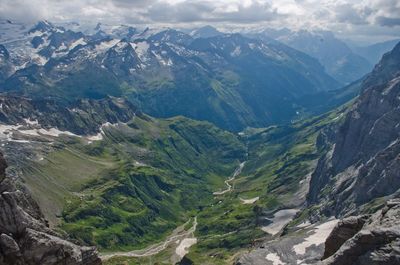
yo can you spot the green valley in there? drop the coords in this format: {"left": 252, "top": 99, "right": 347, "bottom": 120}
{"left": 96, "top": 104, "right": 347, "bottom": 264}
{"left": 18, "top": 114, "right": 245, "bottom": 253}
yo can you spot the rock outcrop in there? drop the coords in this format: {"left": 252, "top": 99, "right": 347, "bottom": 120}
{"left": 322, "top": 199, "right": 400, "bottom": 265}
{"left": 308, "top": 41, "right": 400, "bottom": 216}
{"left": 0, "top": 95, "right": 140, "bottom": 135}
{"left": 0, "top": 152, "right": 101, "bottom": 265}
{"left": 0, "top": 45, "right": 14, "bottom": 83}
{"left": 322, "top": 215, "right": 368, "bottom": 259}
{"left": 305, "top": 41, "right": 400, "bottom": 264}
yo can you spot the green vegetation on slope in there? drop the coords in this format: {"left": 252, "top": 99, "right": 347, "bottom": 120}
{"left": 23, "top": 115, "right": 245, "bottom": 251}
{"left": 184, "top": 107, "right": 348, "bottom": 265}
{"left": 17, "top": 101, "right": 349, "bottom": 264}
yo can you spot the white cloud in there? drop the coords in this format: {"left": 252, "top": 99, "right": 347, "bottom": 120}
{"left": 0, "top": 0, "right": 399, "bottom": 42}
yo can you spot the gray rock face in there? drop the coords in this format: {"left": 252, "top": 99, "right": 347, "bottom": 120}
{"left": 237, "top": 218, "right": 340, "bottom": 265}
{"left": 308, "top": 41, "right": 400, "bottom": 216}
{"left": 322, "top": 199, "right": 400, "bottom": 265}
{"left": 0, "top": 45, "right": 14, "bottom": 82}
{"left": 0, "top": 95, "right": 139, "bottom": 135}
{"left": 0, "top": 152, "right": 101, "bottom": 265}
{"left": 236, "top": 43, "right": 400, "bottom": 265}
{"left": 323, "top": 215, "right": 368, "bottom": 259}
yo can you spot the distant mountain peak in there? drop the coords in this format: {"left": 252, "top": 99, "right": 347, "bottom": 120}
{"left": 28, "top": 20, "right": 57, "bottom": 34}
{"left": 190, "top": 25, "right": 223, "bottom": 39}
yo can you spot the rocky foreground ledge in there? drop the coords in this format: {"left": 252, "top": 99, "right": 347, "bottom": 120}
{"left": 321, "top": 199, "right": 400, "bottom": 265}
{"left": 237, "top": 199, "right": 400, "bottom": 265}
{"left": 0, "top": 152, "right": 101, "bottom": 265}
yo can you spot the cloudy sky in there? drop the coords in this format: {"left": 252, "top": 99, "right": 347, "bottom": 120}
{"left": 1, "top": 0, "right": 399, "bottom": 43}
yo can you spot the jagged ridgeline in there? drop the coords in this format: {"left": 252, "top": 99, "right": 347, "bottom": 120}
{"left": 0, "top": 20, "right": 357, "bottom": 132}
{"left": 308, "top": 41, "right": 400, "bottom": 217}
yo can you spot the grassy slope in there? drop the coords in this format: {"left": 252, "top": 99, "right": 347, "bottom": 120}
{"left": 21, "top": 115, "right": 245, "bottom": 251}
{"left": 19, "top": 103, "right": 349, "bottom": 264}
{"left": 183, "top": 107, "right": 348, "bottom": 265}
{"left": 109, "top": 107, "right": 347, "bottom": 265}
{"left": 21, "top": 140, "right": 117, "bottom": 225}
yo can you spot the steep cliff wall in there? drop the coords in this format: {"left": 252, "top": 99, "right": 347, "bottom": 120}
{"left": 0, "top": 152, "right": 101, "bottom": 265}
{"left": 308, "top": 42, "right": 400, "bottom": 216}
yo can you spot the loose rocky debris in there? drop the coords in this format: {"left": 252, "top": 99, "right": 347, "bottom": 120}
{"left": 0, "top": 152, "right": 101, "bottom": 265}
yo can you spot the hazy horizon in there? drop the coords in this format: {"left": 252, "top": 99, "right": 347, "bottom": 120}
{"left": 1, "top": 0, "right": 400, "bottom": 45}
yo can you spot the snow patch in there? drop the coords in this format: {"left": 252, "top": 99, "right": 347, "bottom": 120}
{"left": 24, "top": 118, "right": 39, "bottom": 125}
{"left": 70, "top": 38, "right": 87, "bottom": 50}
{"left": 58, "top": 42, "right": 67, "bottom": 51}
{"left": 87, "top": 132, "right": 103, "bottom": 141}
{"left": 86, "top": 122, "right": 118, "bottom": 142}
{"left": 240, "top": 197, "right": 259, "bottom": 204}
{"left": 175, "top": 238, "right": 197, "bottom": 258}
{"left": 134, "top": 41, "right": 149, "bottom": 61}
{"left": 38, "top": 128, "right": 77, "bottom": 137}
{"left": 292, "top": 219, "right": 338, "bottom": 255}
{"left": 265, "top": 253, "right": 285, "bottom": 265}
{"left": 0, "top": 121, "right": 79, "bottom": 142}
{"left": 95, "top": 39, "right": 120, "bottom": 53}
{"left": 249, "top": 43, "right": 256, "bottom": 50}
{"left": 261, "top": 209, "right": 299, "bottom": 236}
{"left": 230, "top": 46, "right": 241, "bottom": 57}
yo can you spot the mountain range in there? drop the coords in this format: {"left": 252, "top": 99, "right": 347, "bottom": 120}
{"left": 0, "top": 20, "right": 362, "bottom": 132}
{"left": 0, "top": 19, "right": 400, "bottom": 265}
{"left": 249, "top": 29, "right": 374, "bottom": 84}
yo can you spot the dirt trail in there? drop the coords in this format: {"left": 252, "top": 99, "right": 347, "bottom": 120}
{"left": 101, "top": 217, "right": 197, "bottom": 260}
{"left": 213, "top": 162, "right": 245, "bottom": 195}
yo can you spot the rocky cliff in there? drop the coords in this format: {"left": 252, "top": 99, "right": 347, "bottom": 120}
{"left": 308, "top": 41, "right": 400, "bottom": 217}
{"left": 0, "top": 45, "right": 14, "bottom": 83}
{"left": 321, "top": 199, "right": 400, "bottom": 265}
{"left": 0, "top": 152, "right": 101, "bottom": 265}
{"left": 0, "top": 95, "right": 139, "bottom": 135}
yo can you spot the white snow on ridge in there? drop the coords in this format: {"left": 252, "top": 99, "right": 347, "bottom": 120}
{"left": 38, "top": 128, "right": 77, "bottom": 137}
{"left": 87, "top": 131, "right": 103, "bottom": 141}
{"left": 86, "top": 122, "right": 121, "bottom": 142}
{"left": 231, "top": 46, "right": 241, "bottom": 57}
{"left": 153, "top": 51, "right": 173, "bottom": 66}
{"left": 134, "top": 41, "right": 150, "bottom": 61}
{"left": 95, "top": 39, "right": 120, "bottom": 53}
{"left": 0, "top": 121, "right": 79, "bottom": 143}
{"left": 0, "top": 120, "right": 125, "bottom": 144}
{"left": 248, "top": 43, "right": 256, "bottom": 50}
{"left": 0, "top": 120, "right": 131, "bottom": 144}
{"left": 0, "top": 124, "right": 23, "bottom": 141}
{"left": 32, "top": 54, "right": 49, "bottom": 65}
{"left": 70, "top": 38, "right": 87, "bottom": 50}
{"left": 114, "top": 41, "right": 131, "bottom": 52}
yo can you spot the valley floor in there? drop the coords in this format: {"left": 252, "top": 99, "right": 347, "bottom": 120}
{"left": 0, "top": 99, "right": 347, "bottom": 265}
{"left": 102, "top": 217, "right": 197, "bottom": 264}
